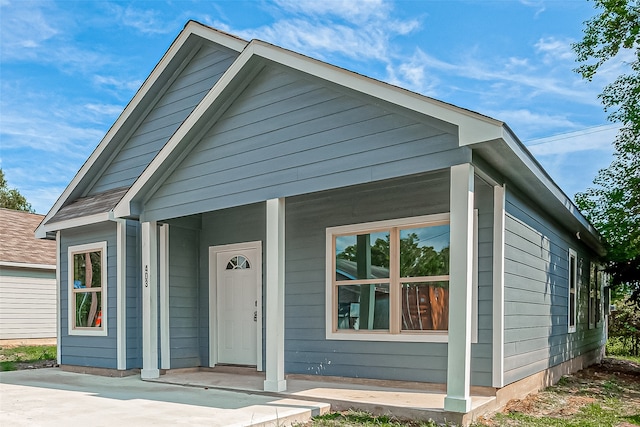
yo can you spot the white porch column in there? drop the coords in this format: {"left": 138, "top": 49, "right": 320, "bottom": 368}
{"left": 159, "top": 224, "right": 171, "bottom": 370}
{"left": 116, "top": 220, "right": 127, "bottom": 370}
{"left": 141, "top": 221, "right": 159, "bottom": 379}
{"left": 492, "top": 185, "right": 506, "bottom": 388}
{"left": 56, "top": 231, "right": 61, "bottom": 365}
{"left": 444, "top": 163, "right": 475, "bottom": 413}
{"left": 264, "top": 198, "right": 286, "bottom": 392}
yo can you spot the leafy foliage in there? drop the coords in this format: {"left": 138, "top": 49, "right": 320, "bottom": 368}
{"left": 337, "top": 233, "right": 449, "bottom": 278}
{"left": 607, "top": 299, "right": 640, "bottom": 356}
{"left": 573, "top": 0, "right": 640, "bottom": 301}
{"left": 0, "top": 169, "right": 34, "bottom": 212}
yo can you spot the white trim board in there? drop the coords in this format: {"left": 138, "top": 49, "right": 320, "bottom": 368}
{"left": 67, "top": 241, "right": 109, "bottom": 337}
{"left": 0, "top": 261, "right": 56, "bottom": 271}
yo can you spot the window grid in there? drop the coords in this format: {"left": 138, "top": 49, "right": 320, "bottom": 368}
{"left": 332, "top": 220, "right": 450, "bottom": 336}
{"left": 568, "top": 249, "right": 577, "bottom": 333}
{"left": 67, "top": 241, "right": 108, "bottom": 336}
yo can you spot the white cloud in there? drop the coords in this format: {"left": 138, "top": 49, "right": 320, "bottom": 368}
{"left": 104, "top": 3, "right": 175, "bottom": 35}
{"left": 228, "top": 0, "right": 418, "bottom": 66}
{"left": 0, "top": 111, "right": 104, "bottom": 158}
{"left": 525, "top": 124, "right": 620, "bottom": 156}
{"left": 386, "top": 48, "right": 440, "bottom": 95}
{"left": 84, "top": 103, "right": 125, "bottom": 120}
{"left": 0, "top": 1, "right": 59, "bottom": 59}
{"left": 242, "top": 19, "right": 388, "bottom": 61}
{"left": 272, "top": 0, "right": 392, "bottom": 24}
{"left": 535, "top": 37, "right": 575, "bottom": 63}
{"left": 519, "top": 0, "right": 546, "bottom": 17}
{"left": 484, "top": 108, "right": 581, "bottom": 139}
{"left": 93, "top": 75, "right": 143, "bottom": 93}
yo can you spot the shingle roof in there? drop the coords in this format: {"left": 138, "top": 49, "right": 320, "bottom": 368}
{"left": 0, "top": 208, "right": 56, "bottom": 266}
{"left": 48, "top": 186, "right": 129, "bottom": 224}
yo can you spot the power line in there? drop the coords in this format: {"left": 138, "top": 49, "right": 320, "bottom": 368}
{"left": 525, "top": 124, "right": 620, "bottom": 147}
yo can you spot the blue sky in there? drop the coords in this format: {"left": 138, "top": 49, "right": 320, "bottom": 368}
{"left": 0, "top": 0, "right": 624, "bottom": 214}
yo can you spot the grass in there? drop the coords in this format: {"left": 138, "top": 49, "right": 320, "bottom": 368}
{"left": 308, "top": 410, "right": 441, "bottom": 426}
{"left": 303, "top": 356, "right": 640, "bottom": 427}
{"left": 0, "top": 345, "right": 57, "bottom": 371}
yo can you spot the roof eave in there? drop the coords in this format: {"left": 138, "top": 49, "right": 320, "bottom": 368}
{"left": 471, "top": 126, "right": 605, "bottom": 256}
{"left": 35, "top": 22, "right": 248, "bottom": 239}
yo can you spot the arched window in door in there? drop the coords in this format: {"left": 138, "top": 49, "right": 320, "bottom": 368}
{"left": 226, "top": 255, "right": 251, "bottom": 270}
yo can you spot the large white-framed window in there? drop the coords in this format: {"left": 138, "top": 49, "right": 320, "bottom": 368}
{"left": 568, "top": 249, "right": 578, "bottom": 333}
{"left": 326, "top": 213, "right": 455, "bottom": 343}
{"left": 68, "top": 242, "right": 108, "bottom": 336}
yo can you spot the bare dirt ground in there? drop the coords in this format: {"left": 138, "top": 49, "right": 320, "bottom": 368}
{"left": 476, "top": 357, "right": 640, "bottom": 426}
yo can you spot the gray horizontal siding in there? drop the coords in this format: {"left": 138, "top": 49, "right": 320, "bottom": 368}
{"left": 125, "top": 220, "right": 141, "bottom": 369}
{"left": 503, "top": 190, "right": 605, "bottom": 385}
{"left": 284, "top": 171, "right": 490, "bottom": 386}
{"left": 60, "top": 223, "right": 117, "bottom": 369}
{"left": 472, "top": 177, "right": 494, "bottom": 385}
{"left": 198, "top": 203, "right": 266, "bottom": 366}
{"left": 90, "top": 43, "right": 239, "bottom": 195}
{"left": 144, "top": 65, "right": 467, "bottom": 222}
{"left": 168, "top": 224, "right": 200, "bottom": 368}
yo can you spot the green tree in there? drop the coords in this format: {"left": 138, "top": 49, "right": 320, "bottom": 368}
{"left": 0, "top": 169, "right": 34, "bottom": 213}
{"left": 573, "top": 0, "right": 640, "bottom": 302}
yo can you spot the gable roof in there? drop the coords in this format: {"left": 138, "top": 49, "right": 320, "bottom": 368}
{"left": 1, "top": 209, "right": 56, "bottom": 268}
{"left": 37, "top": 21, "right": 604, "bottom": 255}
{"left": 35, "top": 21, "right": 248, "bottom": 239}
{"left": 112, "top": 37, "right": 505, "bottom": 220}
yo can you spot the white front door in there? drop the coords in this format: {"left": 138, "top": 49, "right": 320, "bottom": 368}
{"left": 210, "top": 242, "right": 262, "bottom": 368}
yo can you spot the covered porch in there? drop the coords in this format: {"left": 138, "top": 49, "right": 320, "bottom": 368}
{"left": 133, "top": 164, "right": 504, "bottom": 415}
{"left": 149, "top": 366, "right": 499, "bottom": 426}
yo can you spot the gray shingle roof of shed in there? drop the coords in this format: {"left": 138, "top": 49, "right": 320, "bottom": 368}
{"left": 0, "top": 208, "right": 56, "bottom": 266}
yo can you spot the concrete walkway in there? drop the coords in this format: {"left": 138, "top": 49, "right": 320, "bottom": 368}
{"left": 151, "top": 367, "right": 497, "bottom": 425}
{"left": 0, "top": 369, "right": 329, "bottom": 426}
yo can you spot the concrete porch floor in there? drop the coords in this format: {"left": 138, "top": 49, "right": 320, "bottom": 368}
{"left": 149, "top": 367, "right": 499, "bottom": 426}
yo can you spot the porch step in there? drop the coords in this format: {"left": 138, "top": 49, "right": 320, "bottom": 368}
{"left": 241, "top": 399, "right": 330, "bottom": 427}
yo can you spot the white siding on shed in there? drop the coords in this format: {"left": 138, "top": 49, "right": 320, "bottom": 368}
{"left": 0, "top": 269, "right": 57, "bottom": 339}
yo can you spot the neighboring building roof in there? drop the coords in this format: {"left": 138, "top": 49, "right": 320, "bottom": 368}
{"left": 0, "top": 208, "right": 56, "bottom": 267}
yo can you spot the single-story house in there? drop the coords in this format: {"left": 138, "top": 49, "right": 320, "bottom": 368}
{"left": 1, "top": 208, "right": 57, "bottom": 341}
{"left": 36, "top": 21, "right": 607, "bottom": 414}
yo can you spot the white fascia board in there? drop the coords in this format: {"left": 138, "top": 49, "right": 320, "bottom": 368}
{"left": 0, "top": 261, "right": 56, "bottom": 271}
{"left": 499, "top": 127, "right": 600, "bottom": 239}
{"left": 114, "top": 44, "right": 257, "bottom": 219}
{"left": 186, "top": 21, "right": 247, "bottom": 52}
{"left": 250, "top": 42, "right": 504, "bottom": 145}
{"left": 38, "top": 212, "right": 113, "bottom": 237}
{"left": 36, "top": 23, "right": 248, "bottom": 237}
